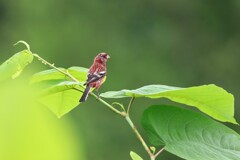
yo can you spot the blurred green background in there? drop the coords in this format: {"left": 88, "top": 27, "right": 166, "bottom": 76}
{"left": 0, "top": 0, "right": 240, "bottom": 160}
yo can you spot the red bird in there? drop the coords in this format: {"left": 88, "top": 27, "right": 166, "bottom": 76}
{"left": 79, "top": 53, "right": 110, "bottom": 102}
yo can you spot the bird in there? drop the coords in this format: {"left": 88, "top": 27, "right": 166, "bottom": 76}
{"left": 79, "top": 53, "right": 110, "bottom": 102}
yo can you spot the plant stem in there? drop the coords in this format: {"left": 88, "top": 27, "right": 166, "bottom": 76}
{"left": 151, "top": 156, "right": 155, "bottom": 160}
{"left": 90, "top": 92, "right": 126, "bottom": 116}
{"left": 125, "top": 115, "right": 154, "bottom": 158}
{"left": 127, "top": 97, "right": 135, "bottom": 115}
{"left": 125, "top": 97, "right": 155, "bottom": 158}
{"left": 34, "top": 53, "right": 161, "bottom": 160}
{"left": 154, "top": 148, "right": 165, "bottom": 159}
{"left": 33, "top": 54, "right": 79, "bottom": 83}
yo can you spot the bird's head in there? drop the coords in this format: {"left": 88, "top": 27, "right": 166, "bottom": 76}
{"left": 95, "top": 52, "right": 110, "bottom": 63}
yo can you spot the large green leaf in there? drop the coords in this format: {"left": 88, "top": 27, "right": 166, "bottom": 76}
{"left": 141, "top": 105, "right": 240, "bottom": 160}
{"left": 0, "top": 50, "right": 33, "bottom": 82}
{"left": 100, "top": 84, "right": 237, "bottom": 124}
{"left": 31, "top": 66, "right": 89, "bottom": 117}
{"left": 37, "top": 80, "right": 84, "bottom": 118}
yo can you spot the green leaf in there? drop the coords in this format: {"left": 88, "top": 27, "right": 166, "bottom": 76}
{"left": 101, "top": 85, "right": 181, "bottom": 98}
{"left": 68, "top": 66, "right": 89, "bottom": 82}
{"left": 38, "top": 88, "right": 81, "bottom": 118}
{"left": 0, "top": 50, "right": 33, "bottom": 82}
{"left": 100, "top": 84, "right": 237, "bottom": 124}
{"left": 39, "top": 81, "right": 80, "bottom": 97}
{"left": 30, "top": 68, "right": 67, "bottom": 84}
{"left": 30, "top": 67, "right": 90, "bottom": 117}
{"left": 130, "top": 151, "right": 143, "bottom": 160}
{"left": 141, "top": 105, "right": 240, "bottom": 160}
{"left": 30, "top": 66, "right": 89, "bottom": 85}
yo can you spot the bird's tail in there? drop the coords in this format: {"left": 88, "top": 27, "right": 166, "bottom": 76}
{"left": 79, "top": 85, "right": 91, "bottom": 102}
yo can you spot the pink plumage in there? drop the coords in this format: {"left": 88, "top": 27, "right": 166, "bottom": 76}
{"left": 79, "top": 53, "right": 110, "bottom": 102}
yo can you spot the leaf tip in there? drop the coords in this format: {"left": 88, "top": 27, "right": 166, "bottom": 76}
{"left": 57, "top": 114, "right": 63, "bottom": 119}
{"left": 229, "top": 118, "right": 239, "bottom": 125}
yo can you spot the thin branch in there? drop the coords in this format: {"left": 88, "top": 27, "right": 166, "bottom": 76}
{"left": 90, "top": 92, "right": 126, "bottom": 117}
{"left": 33, "top": 53, "right": 80, "bottom": 83}
{"left": 125, "top": 115, "right": 154, "bottom": 158}
{"left": 127, "top": 97, "right": 135, "bottom": 115}
{"left": 154, "top": 147, "right": 165, "bottom": 159}
{"left": 125, "top": 98, "right": 155, "bottom": 158}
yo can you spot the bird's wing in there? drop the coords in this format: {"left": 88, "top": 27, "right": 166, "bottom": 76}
{"left": 84, "top": 71, "right": 106, "bottom": 85}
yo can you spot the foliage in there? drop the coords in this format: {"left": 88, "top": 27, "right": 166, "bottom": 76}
{"left": 101, "top": 84, "right": 236, "bottom": 124}
{"left": 30, "top": 67, "right": 88, "bottom": 117}
{"left": 0, "top": 49, "right": 33, "bottom": 82}
{"left": 142, "top": 105, "right": 240, "bottom": 160}
{"left": 0, "top": 41, "right": 239, "bottom": 160}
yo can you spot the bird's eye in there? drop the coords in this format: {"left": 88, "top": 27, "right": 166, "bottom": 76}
{"left": 100, "top": 55, "right": 106, "bottom": 59}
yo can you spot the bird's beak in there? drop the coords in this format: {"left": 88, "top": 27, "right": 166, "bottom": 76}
{"left": 107, "top": 55, "right": 110, "bottom": 59}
